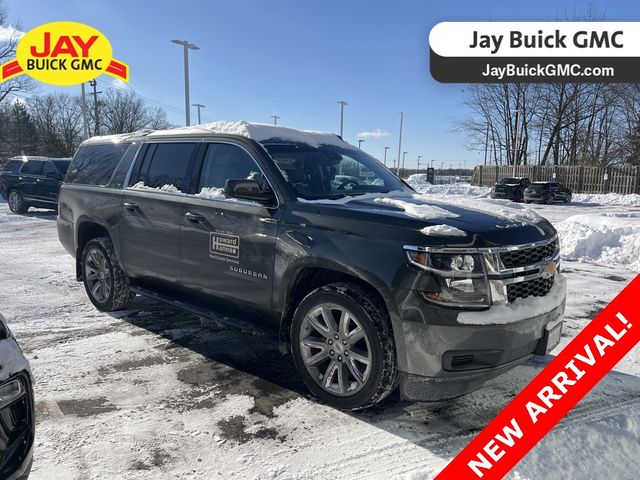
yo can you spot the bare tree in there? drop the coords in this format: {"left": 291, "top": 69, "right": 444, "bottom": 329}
{"left": 0, "top": 1, "right": 34, "bottom": 104}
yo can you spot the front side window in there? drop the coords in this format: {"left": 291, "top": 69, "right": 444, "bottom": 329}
{"left": 136, "top": 143, "right": 196, "bottom": 192}
{"left": 197, "top": 143, "right": 263, "bottom": 193}
{"left": 263, "top": 143, "right": 404, "bottom": 200}
{"left": 43, "top": 162, "right": 59, "bottom": 178}
{"left": 3, "top": 160, "right": 23, "bottom": 173}
{"left": 21, "top": 160, "right": 43, "bottom": 176}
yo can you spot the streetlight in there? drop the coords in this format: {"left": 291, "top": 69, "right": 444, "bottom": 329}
{"left": 383, "top": 146, "right": 390, "bottom": 166}
{"left": 402, "top": 151, "right": 408, "bottom": 177}
{"left": 358, "top": 139, "right": 365, "bottom": 149}
{"left": 192, "top": 103, "right": 205, "bottom": 124}
{"left": 271, "top": 115, "right": 280, "bottom": 125}
{"left": 171, "top": 39, "right": 200, "bottom": 126}
{"left": 417, "top": 155, "right": 422, "bottom": 174}
{"left": 512, "top": 109, "right": 521, "bottom": 176}
{"left": 337, "top": 100, "right": 347, "bottom": 138}
{"left": 396, "top": 112, "right": 404, "bottom": 176}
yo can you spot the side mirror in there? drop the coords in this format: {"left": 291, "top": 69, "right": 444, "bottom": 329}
{"left": 224, "top": 179, "right": 276, "bottom": 206}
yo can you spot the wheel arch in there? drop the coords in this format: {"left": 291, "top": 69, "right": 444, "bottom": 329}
{"left": 74, "top": 218, "right": 114, "bottom": 281}
{"left": 278, "top": 262, "right": 394, "bottom": 346}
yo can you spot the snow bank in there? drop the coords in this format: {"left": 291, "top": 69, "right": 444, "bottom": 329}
{"left": 556, "top": 212, "right": 640, "bottom": 271}
{"left": 421, "top": 224, "right": 467, "bottom": 237}
{"left": 572, "top": 192, "right": 640, "bottom": 206}
{"left": 148, "top": 120, "right": 347, "bottom": 148}
{"left": 457, "top": 274, "right": 566, "bottom": 325}
{"left": 408, "top": 179, "right": 492, "bottom": 198}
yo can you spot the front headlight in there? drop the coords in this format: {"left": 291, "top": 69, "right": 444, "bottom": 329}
{"left": 0, "top": 378, "right": 25, "bottom": 410}
{"left": 405, "top": 248, "right": 491, "bottom": 308}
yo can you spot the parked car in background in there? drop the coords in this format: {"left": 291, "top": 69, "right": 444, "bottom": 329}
{"left": 490, "top": 177, "right": 530, "bottom": 202}
{"left": 524, "top": 181, "right": 572, "bottom": 204}
{"left": 0, "top": 156, "right": 71, "bottom": 214}
{"left": 0, "top": 313, "right": 34, "bottom": 480}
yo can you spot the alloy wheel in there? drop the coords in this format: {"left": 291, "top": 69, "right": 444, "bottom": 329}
{"left": 299, "top": 303, "right": 372, "bottom": 396}
{"left": 8, "top": 191, "right": 21, "bottom": 212}
{"left": 84, "top": 248, "right": 112, "bottom": 304}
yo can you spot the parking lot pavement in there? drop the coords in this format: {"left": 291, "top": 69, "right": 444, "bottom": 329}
{"left": 1, "top": 200, "right": 638, "bottom": 479}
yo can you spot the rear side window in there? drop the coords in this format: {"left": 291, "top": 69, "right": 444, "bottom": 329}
{"left": 66, "top": 143, "right": 129, "bottom": 186}
{"left": 135, "top": 143, "right": 196, "bottom": 191}
{"left": 2, "top": 160, "right": 23, "bottom": 173}
{"left": 43, "top": 162, "right": 60, "bottom": 178}
{"left": 198, "top": 143, "right": 262, "bottom": 192}
{"left": 21, "top": 160, "right": 44, "bottom": 175}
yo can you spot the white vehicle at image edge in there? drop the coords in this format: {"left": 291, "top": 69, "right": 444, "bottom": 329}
{"left": 0, "top": 313, "right": 34, "bottom": 479}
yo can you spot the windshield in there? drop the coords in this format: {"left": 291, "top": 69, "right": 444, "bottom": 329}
{"left": 263, "top": 142, "right": 405, "bottom": 200}
{"left": 530, "top": 183, "right": 549, "bottom": 191}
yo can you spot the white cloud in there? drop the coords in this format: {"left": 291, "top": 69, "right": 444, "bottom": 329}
{"left": 357, "top": 129, "right": 390, "bottom": 139}
{"left": 111, "top": 78, "right": 130, "bottom": 90}
{"left": 0, "top": 25, "right": 24, "bottom": 42}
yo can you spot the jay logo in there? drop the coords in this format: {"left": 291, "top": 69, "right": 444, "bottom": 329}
{"left": 1, "top": 21, "right": 128, "bottom": 86}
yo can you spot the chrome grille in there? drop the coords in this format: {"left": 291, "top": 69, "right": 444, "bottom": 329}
{"left": 500, "top": 238, "right": 558, "bottom": 269}
{"left": 507, "top": 276, "right": 554, "bottom": 303}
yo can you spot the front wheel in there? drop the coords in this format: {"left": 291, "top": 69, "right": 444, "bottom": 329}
{"left": 8, "top": 190, "right": 28, "bottom": 214}
{"left": 291, "top": 283, "right": 398, "bottom": 410}
{"left": 82, "top": 237, "right": 134, "bottom": 311}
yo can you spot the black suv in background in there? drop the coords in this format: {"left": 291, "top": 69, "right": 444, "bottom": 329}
{"left": 490, "top": 177, "right": 530, "bottom": 202}
{"left": 57, "top": 123, "right": 565, "bottom": 410}
{"left": 0, "top": 156, "right": 71, "bottom": 213}
{"left": 524, "top": 181, "right": 572, "bottom": 204}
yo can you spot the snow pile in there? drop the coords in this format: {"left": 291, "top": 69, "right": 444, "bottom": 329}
{"left": 556, "top": 212, "right": 640, "bottom": 271}
{"left": 572, "top": 192, "right": 640, "bottom": 206}
{"left": 421, "top": 224, "right": 467, "bottom": 237}
{"left": 374, "top": 197, "right": 459, "bottom": 220}
{"left": 458, "top": 274, "right": 566, "bottom": 325}
{"left": 130, "top": 181, "right": 181, "bottom": 193}
{"left": 148, "top": 120, "right": 347, "bottom": 148}
{"left": 407, "top": 179, "right": 491, "bottom": 198}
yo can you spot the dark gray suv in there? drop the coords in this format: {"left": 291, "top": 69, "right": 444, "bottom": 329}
{"left": 57, "top": 122, "right": 566, "bottom": 409}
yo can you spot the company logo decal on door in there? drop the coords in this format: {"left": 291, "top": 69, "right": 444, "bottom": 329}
{"left": 209, "top": 232, "right": 240, "bottom": 258}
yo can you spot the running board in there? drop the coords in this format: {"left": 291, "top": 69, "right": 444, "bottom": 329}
{"left": 129, "top": 285, "right": 278, "bottom": 339}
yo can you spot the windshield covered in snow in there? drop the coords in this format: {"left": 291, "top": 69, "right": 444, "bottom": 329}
{"left": 263, "top": 142, "right": 404, "bottom": 200}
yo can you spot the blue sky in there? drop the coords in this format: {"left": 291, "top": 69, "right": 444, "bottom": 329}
{"left": 5, "top": 0, "right": 640, "bottom": 169}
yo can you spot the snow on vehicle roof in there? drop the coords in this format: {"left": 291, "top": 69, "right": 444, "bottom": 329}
{"left": 148, "top": 121, "right": 348, "bottom": 148}
{"left": 81, "top": 129, "right": 155, "bottom": 145}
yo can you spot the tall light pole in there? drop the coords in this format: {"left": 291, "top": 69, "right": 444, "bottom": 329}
{"left": 171, "top": 39, "right": 199, "bottom": 126}
{"left": 192, "top": 103, "right": 205, "bottom": 124}
{"left": 402, "top": 151, "right": 408, "bottom": 177}
{"left": 417, "top": 155, "right": 422, "bottom": 174}
{"left": 358, "top": 139, "right": 365, "bottom": 149}
{"left": 512, "top": 109, "right": 521, "bottom": 176}
{"left": 396, "top": 112, "right": 403, "bottom": 176}
{"left": 337, "top": 100, "right": 347, "bottom": 138}
{"left": 383, "top": 146, "right": 390, "bottom": 166}
{"left": 271, "top": 115, "right": 280, "bottom": 125}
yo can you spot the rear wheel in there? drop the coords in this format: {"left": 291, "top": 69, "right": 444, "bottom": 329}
{"left": 82, "top": 237, "right": 134, "bottom": 311}
{"left": 291, "top": 282, "right": 398, "bottom": 410}
{"left": 7, "top": 190, "right": 28, "bottom": 214}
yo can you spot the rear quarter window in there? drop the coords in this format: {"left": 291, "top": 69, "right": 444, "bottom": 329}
{"left": 65, "top": 143, "right": 129, "bottom": 186}
{"left": 2, "top": 160, "right": 23, "bottom": 173}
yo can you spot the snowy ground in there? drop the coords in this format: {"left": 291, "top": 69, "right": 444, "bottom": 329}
{"left": 0, "top": 192, "right": 639, "bottom": 480}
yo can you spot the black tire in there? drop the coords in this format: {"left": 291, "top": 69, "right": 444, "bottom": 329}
{"left": 546, "top": 195, "right": 554, "bottom": 204}
{"left": 7, "top": 189, "right": 28, "bottom": 214}
{"left": 81, "top": 237, "right": 134, "bottom": 311}
{"left": 291, "top": 282, "right": 398, "bottom": 410}
{"left": 565, "top": 195, "right": 572, "bottom": 203}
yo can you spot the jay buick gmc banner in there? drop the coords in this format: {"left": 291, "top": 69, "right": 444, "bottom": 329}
{"left": 429, "top": 22, "right": 640, "bottom": 82}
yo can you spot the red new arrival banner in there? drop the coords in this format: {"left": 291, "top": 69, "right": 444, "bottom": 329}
{"left": 436, "top": 274, "right": 640, "bottom": 480}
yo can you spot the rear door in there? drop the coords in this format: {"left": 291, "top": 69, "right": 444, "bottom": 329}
{"left": 180, "top": 141, "right": 279, "bottom": 314}
{"left": 118, "top": 141, "right": 198, "bottom": 285}
{"left": 18, "top": 160, "right": 44, "bottom": 200}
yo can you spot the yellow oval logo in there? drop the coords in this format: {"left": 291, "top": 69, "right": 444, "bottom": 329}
{"left": 2, "top": 21, "right": 128, "bottom": 86}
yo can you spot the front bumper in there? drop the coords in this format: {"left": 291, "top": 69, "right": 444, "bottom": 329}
{"left": 396, "top": 276, "right": 566, "bottom": 401}
{"left": 0, "top": 373, "right": 35, "bottom": 480}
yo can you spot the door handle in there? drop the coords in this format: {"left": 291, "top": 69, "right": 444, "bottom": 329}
{"left": 184, "top": 211, "right": 205, "bottom": 223}
{"left": 123, "top": 202, "right": 138, "bottom": 211}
